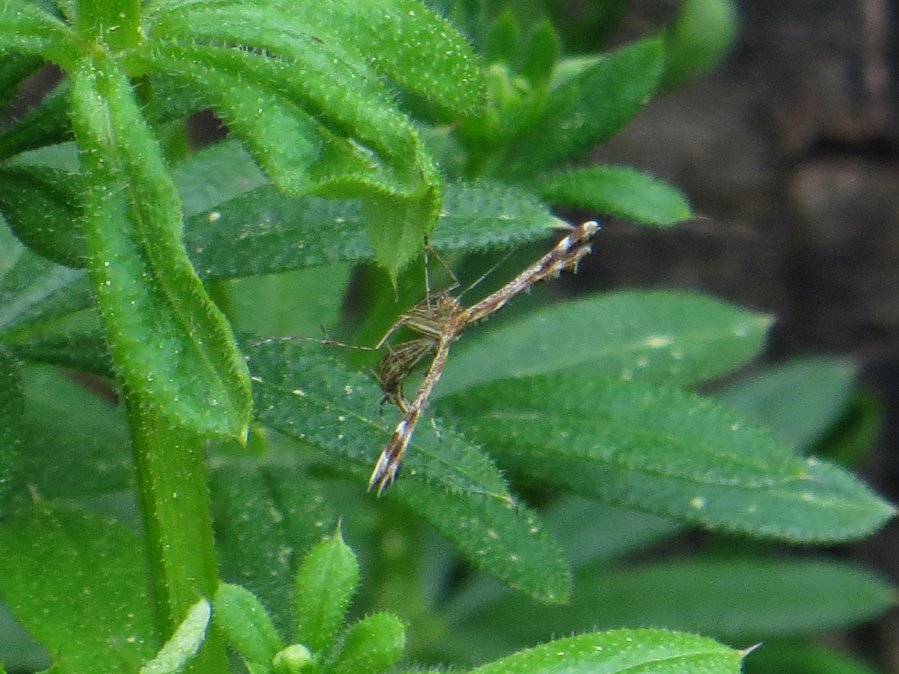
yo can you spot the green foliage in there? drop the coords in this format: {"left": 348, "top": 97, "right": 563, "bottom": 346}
{"left": 0, "top": 1, "right": 893, "bottom": 673}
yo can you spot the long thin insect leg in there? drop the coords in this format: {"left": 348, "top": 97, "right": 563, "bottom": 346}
{"left": 368, "top": 332, "right": 456, "bottom": 494}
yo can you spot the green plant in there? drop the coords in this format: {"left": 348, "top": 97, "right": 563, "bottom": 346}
{"left": 0, "top": 1, "right": 894, "bottom": 673}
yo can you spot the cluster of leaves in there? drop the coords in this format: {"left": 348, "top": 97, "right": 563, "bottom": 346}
{"left": 0, "top": 0, "right": 894, "bottom": 673}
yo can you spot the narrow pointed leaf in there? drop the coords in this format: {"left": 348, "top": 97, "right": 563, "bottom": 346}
{"left": 505, "top": 37, "right": 665, "bottom": 176}
{"left": 294, "top": 529, "right": 360, "bottom": 654}
{"left": 468, "top": 629, "right": 743, "bottom": 674}
{"left": 185, "top": 181, "right": 560, "bottom": 279}
{"left": 439, "top": 374, "right": 895, "bottom": 541}
{"left": 69, "top": 53, "right": 251, "bottom": 438}
{"left": 140, "top": 598, "right": 210, "bottom": 674}
{"left": 247, "top": 341, "right": 569, "bottom": 602}
{"left": 530, "top": 166, "right": 692, "bottom": 226}
{"left": 0, "top": 504, "right": 155, "bottom": 672}
{"left": 463, "top": 557, "right": 895, "bottom": 645}
{"left": 439, "top": 290, "right": 772, "bottom": 397}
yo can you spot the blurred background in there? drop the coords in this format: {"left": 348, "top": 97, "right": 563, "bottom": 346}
{"left": 570, "top": 0, "right": 899, "bottom": 669}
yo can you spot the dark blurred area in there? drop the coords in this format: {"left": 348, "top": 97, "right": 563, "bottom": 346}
{"left": 577, "top": 0, "right": 899, "bottom": 670}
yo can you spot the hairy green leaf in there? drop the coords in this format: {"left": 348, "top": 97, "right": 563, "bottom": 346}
{"left": 211, "top": 462, "right": 336, "bottom": 635}
{"left": 392, "top": 484, "right": 571, "bottom": 604}
{"left": 716, "top": 357, "right": 856, "bottom": 451}
{"left": 247, "top": 341, "right": 570, "bottom": 602}
{"left": 468, "top": 629, "right": 743, "bottom": 674}
{"left": 69, "top": 53, "right": 251, "bottom": 439}
{"left": 0, "top": 504, "right": 155, "bottom": 673}
{"left": 505, "top": 37, "right": 665, "bottom": 176}
{"left": 0, "top": 164, "right": 85, "bottom": 267}
{"left": 328, "top": 613, "right": 405, "bottom": 674}
{"left": 185, "top": 181, "right": 560, "bottom": 279}
{"left": 137, "top": 38, "right": 439, "bottom": 278}
{"left": 439, "top": 374, "right": 895, "bottom": 541}
{"left": 0, "top": 350, "right": 23, "bottom": 511}
{"left": 294, "top": 528, "right": 360, "bottom": 654}
{"left": 0, "top": 0, "right": 78, "bottom": 68}
{"left": 140, "top": 598, "right": 210, "bottom": 674}
{"left": 530, "top": 166, "right": 692, "bottom": 226}
{"left": 214, "top": 583, "right": 283, "bottom": 670}
{"left": 439, "top": 290, "right": 772, "bottom": 397}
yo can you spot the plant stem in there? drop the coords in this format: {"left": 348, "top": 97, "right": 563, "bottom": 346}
{"left": 126, "top": 391, "right": 228, "bottom": 672}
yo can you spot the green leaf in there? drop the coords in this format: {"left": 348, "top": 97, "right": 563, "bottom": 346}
{"left": 6, "top": 331, "right": 111, "bottom": 377}
{"left": 247, "top": 340, "right": 511, "bottom": 499}
{"left": 185, "top": 181, "right": 560, "bottom": 279}
{"left": 522, "top": 19, "right": 561, "bottom": 86}
{"left": 136, "top": 33, "right": 441, "bottom": 277}
{"left": 0, "top": 53, "right": 43, "bottom": 112}
{"left": 0, "top": 87, "right": 72, "bottom": 160}
{"left": 316, "top": 0, "right": 485, "bottom": 116}
{"left": 0, "top": 164, "right": 86, "bottom": 267}
{"left": 0, "top": 0, "right": 79, "bottom": 68}
{"left": 468, "top": 629, "right": 744, "bottom": 674}
{"left": 715, "top": 357, "right": 856, "bottom": 451}
{"left": 0, "top": 504, "right": 155, "bottom": 673}
{"left": 214, "top": 583, "right": 283, "bottom": 670}
{"left": 69, "top": 53, "right": 251, "bottom": 439}
{"left": 438, "top": 290, "right": 772, "bottom": 397}
{"left": 0, "top": 224, "right": 92, "bottom": 338}
{"left": 439, "top": 374, "right": 896, "bottom": 541}
{"left": 392, "top": 484, "right": 571, "bottom": 604}
{"left": 486, "top": 10, "right": 520, "bottom": 64}
{"left": 662, "top": 0, "right": 739, "bottom": 89}
{"left": 140, "top": 598, "right": 210, "bottom": 674}
{"left": 328, "top": 613, "right": 405, "bottom": 674}
{"left": 745, "top": 643, "right": 882, "bottom": 674}
{"left": 498, "top": 558, "right": 896, "bottom": 643}
{"left": 294, "top": 528, "right": 360, "bottom": 654}
{"left": 530, "top": 166, "right": 692, "bottom": 226}
{"left": 247, "top": 341, "right": 570, "bottom": 603}
{"left": 171, "top": 139, "right": 267, "bottom": 218}
{"left": 0, "top": 350, "right": 23, "bottom": 510}
{"left": 505, "top": 37, "right": 665, "bottom": 176}
{"left": 12, "top": 365, "right": 130, "bottom": 499}
{"left": 211, "top": 462, "right": 336, "bottom": 635}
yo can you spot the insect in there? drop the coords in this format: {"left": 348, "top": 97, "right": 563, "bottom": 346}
{"left": 367, "top": 220, "right": 600, "bottom": 494}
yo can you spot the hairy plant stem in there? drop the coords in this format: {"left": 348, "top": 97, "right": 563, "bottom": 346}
{"left": 126, "top": 391, "right": 228, "bottom": 672}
